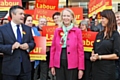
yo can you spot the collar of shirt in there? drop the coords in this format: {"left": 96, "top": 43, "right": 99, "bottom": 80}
{"left": 117, "top": 26, "right": 120, "bottom": 30}
{"left": 11, "top": 21, "right": 23, "bottom": 39}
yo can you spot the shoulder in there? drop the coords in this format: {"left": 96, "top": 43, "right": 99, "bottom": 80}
{"left": 72, "top": 27, "right": 82, "bottom": 33}
{"left": 112, "top": 31, "right": 120, "bottom": 37}
{"left": 22, "top": 24, "right": 31, "bottom": 29}
{"left": 94, "top": 31, "right": 104, "bottom": 39}
{"left": 97, "top": 31, "right": 103, "bottom": 36}
{"left": 0, "top": 24, "right": 8, "bottom": 30}
{"left": 22, "top": 24, "right": 30, "bottom": 28}
{"left": 54, "top": 27, "right": 62, "bottom": 32}
{"left": 55, "top": 27, "right": 62, "bottom": 30}
{"left": 32, "top": 27, "right": 37, "bottom": 30}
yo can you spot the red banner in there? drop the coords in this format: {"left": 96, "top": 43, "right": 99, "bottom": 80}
{"left": 42, "top": 26, "right": 57, "bottom": 46}
{"left": 58, "top": 7, "right": 83, "bottom": 24}
{"left": 42, "top": 26, "right": 98, "bottom": 52}
{"left": 88, "top": 0, "right": 105, "bottom": 17}
{"left": 58, "top": 7, "right": 83, "bottom": 20}
{"left": 88, "top": 0, "right": 112, "bottom": 17}
{"left": 24, "top": 9, "right": 34, "bottom": 18}
{"left": 105, "top": 0, "right": 112, "bottom": 7}
{"left": 82, "top": 31, "right": 98, "bottom": 51}
{"left": 35, "top": 0, "right": 58, "bottom": 10}
{"left": 30, "top": 36, "right": 46, "bottom": 60}
{"left": 0, "top": 0, "right": 22, "bottom": 11}
{"left": 33, "top": 8, "right": 57, "bottom": 22}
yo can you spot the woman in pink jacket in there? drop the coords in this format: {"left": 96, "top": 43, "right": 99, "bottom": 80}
{"left": 49, "top": 8, "right": 84, "bottom": 80}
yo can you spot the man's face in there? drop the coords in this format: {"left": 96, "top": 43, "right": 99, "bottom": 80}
{"left": 115, "top": 14, "right": 120, "bottom": 25}
{"left": 12, "top": 9, "right": 24, "bottom": 24}
{"left": 53, "top": 15, "right": 60, "bottom": 25}
{"left": 38, "top": 18, "right": 47, "bottom": 29}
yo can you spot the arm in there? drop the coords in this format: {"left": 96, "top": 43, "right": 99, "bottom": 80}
{"left": 91, "top": 32, "right": 120, "bottom": 61}
{"left": 49, "top": 29, "right": 57, "bottom": 68}
{"left": 98, "top": 54, "right": 118, "bottom": 60}
{"left": 20, "top": 27, "right": 35, "bottom": 52}
{"left": 77, "top": 29, "right": 84, "bottom": 79}
{"left": 27, "top": 29, "right": 36, "bottom": 51}
{"left": 98, "top": 32, "right": 120, "bottom": 60}
{"left": 77, "top": 29, "right": 84, "bottom": 70}
{"left": 0, "top": 30, "right": 13, "bottom": 55}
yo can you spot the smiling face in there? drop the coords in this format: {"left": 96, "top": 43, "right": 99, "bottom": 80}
{"left": 25, "top": 16, "right": 33, "bottom": 27}
{"left": 80, "top": 24, "right": 87, "bottom": 31}
{"left": 38, "top": 18, "right": 47, "bottom": 30}
{"left": 11, "top": 9, "right": 24, "bottom": 24}
{"left": 101, "top": 17, "right": 108, "bottom": 27}
{"left": 62, "top": 10, "right": 73, "bottom": 27}
{"left": 53, "top": 15, "right": 60, "bottom": 25}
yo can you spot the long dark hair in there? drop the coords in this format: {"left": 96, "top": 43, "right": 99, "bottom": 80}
{"left": 24, "top": 14, "right": 32, "bottom": 24}
{"left": 100, "top": 9, "right": 117, "bottom": 39}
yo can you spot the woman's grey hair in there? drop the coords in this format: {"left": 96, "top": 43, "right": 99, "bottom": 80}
{"left": 79, "top": 20, "right": 89, "bottom": 28}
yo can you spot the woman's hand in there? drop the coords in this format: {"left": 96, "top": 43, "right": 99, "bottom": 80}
{"left": 90, "top": 53, "right": 99, "bottom": 61}
{"left": 51, "top": 67, "right": 56, "bottom": 76}
{"left": 78, "top": 70, "right": 84, "bottom": 79}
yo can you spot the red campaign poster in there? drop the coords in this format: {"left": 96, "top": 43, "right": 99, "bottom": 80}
{"left": 82, "top": 31, "right": 98, "bottom": 52}
{"left": 33, "top": 8, "right": 57, "bottom": 22}
{"left": 88, "top": 0, "right": 112, "bottom": 17}
{"left": 58, "top": 7, "right": 83, "bottom": 20}
{"left": 35, "top": 0, "right": 59, "bottom": 10}
{"left": 42, "top": 26, "right": 57, "bottom": 46}
{"left": 30, "top": 36, "right": 46, "bottom": 60}
{"left": 0, "top": 0, "right": 22, "bottom": 11}
{"left": 42, "top": 26, "right": 98, "bottom": 52}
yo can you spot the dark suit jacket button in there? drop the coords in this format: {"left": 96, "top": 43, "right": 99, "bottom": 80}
{"left": 68, "top": 52, "right": 70, "bottom": 54}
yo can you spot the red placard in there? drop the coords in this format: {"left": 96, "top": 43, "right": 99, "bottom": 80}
{"left": 0, "top": 0, "right": 22, "bottom": 11}
{"left": 88, "top": 0, "right": 105, "bottom": 17}
{"left": 42, "top": 26, "right": 98, "bottom": 52}
{"left": 42, "top": 26, "right": 97, "bottom": 52}
{"left": 24, "top": 9, "right": 34, "bottom": 18}
{"left": 105, "top": 0, "right": 112, "bottom": 7}
{"left": 82, "top": 31, "right": 98, "bottom": 51}
{"left": 35, "top": 0, "right": 58, "bottom": 10}
{"left": 42, "top": 26, "right": 57, "bottom": 46}
{"left": 58, "top": 7, "right": 83, "bottom": 20}
{"left": 88, "top": 0, "right": 112, "bottom": 17}
{"left": 33, "top": 8, "right": 57, "bottom": 22}
{"left": 30, "top": 36, "right": 46, "bottom": 60}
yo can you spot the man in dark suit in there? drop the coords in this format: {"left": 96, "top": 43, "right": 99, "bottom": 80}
{"left": 0, "top": 5, "right": 35, "bottom": 80}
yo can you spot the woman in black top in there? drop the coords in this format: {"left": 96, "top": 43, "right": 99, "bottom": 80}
{"left": 90, "top": 9, "right": 120, "bottom": 80}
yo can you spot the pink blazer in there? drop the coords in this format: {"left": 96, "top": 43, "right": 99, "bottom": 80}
{"left": 49, "top": 27, "right": 84, "bottom": 70}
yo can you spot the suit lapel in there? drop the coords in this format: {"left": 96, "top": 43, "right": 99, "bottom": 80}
{"left": 21, "top": 24, "right": 27, "bottom": 43}
{"left": 5, "top": 23, "right": 16, "bottom": 42}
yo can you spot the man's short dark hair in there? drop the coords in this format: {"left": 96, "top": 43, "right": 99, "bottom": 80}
{"left": 9, "top": 5, "right": 24, "bottom": 19}
{"left": 52, "top": 12, "right": 60, "bottom": 19}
